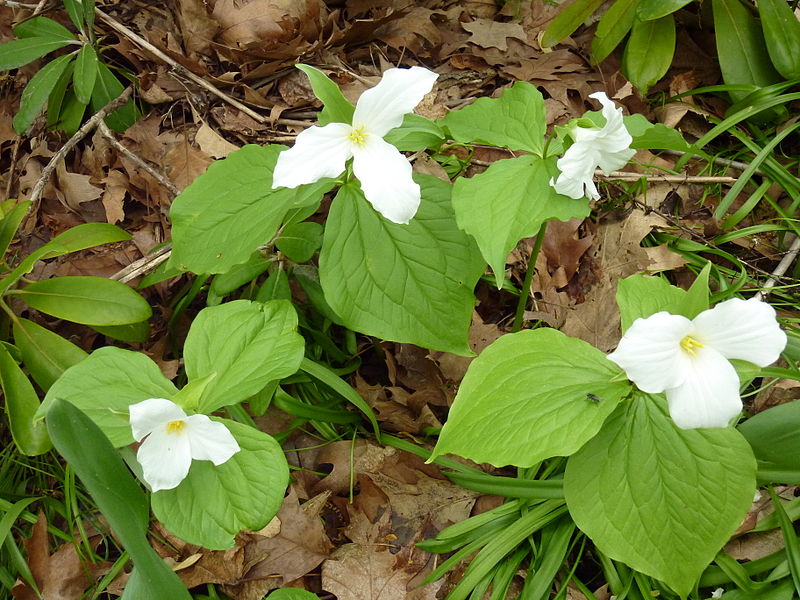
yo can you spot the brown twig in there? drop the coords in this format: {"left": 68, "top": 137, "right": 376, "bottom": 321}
{"left": 110, "top": 243, "right": 173, "bottom": 283}
{"left": 3, "top": 137, "right": 21, "bottom": 201}
{"left": 598, "top": 171, "right": 737, "bottom": 184}
{"left": 0, "top": 0, "right": 39, "bottom": 8}
{"left": 758, "top": 235, "right": 800, "bottom": 300}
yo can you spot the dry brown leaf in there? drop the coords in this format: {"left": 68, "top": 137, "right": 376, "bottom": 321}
{"left": 462, "top": 18, "right": 527, "bottom": 51}
{"left": 322, "top": 543, "right": 409, "bottom": 600}
{"left": 101, "top": 169, "right": 127, "bottom": 224}
{"left": 164, "top": 137, "right": 213, "bottom": 191}
{"left": 195, "top": 122, "right": 239, "bottom": 159}
{"left": 55, "top": 162, "right": 103, "bottom": 210}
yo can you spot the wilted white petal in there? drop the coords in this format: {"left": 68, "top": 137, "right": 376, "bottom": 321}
{"left": 552, "top": 143, "right": 601, "bottom": 200}
{"left": 692, "top": 297, "right": 787, "bottom": 366}
{"left": 590, "top": 92, "right": 625, "bottom": 134}
{"left": 352, "top": 136, "right": 420, "bottom": 224}
{"left": 184, "top": 414, "right": 240, "bottom": 465}
{"left": 136, "top": 426, "right": 192, "bottom": 492}
{"left": 129, "top": 398, "right": 186, "bottom": 442}
{"left": 352, "top": 67, "right": 438, "bottom": 137}
{"left": 595, "top": 145, "right": 636, "bottom": 175}
{"left": 608, "top": 312, "right": 694, "bottom": 393}
{"left": 665, "top": 346, "right": 742, "bottom": 429}
{"left": 272, "top": 122, "right": 353, "bottom": 189}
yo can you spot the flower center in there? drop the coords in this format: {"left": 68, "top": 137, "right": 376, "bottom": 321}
{"left": 348, "top": 125, "right": 368, "bottom": 146}
{"left": 166, "top": 420, "right": 185, "bottom": 434}
{"left": 680, "top": 335, "right": 704, "bottom": 356}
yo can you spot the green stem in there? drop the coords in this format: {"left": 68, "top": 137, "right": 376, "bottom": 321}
{"left": 512, "top": 222, "right": 548, "bottom": 333}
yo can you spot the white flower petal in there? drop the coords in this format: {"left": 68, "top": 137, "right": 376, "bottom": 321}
{"left": 590, "top": 91, "right": 626, "bottom": 135}
{"left": 665, "top": 346, "right": 742, "bottom": 429}
{"left": 607, "top": 312, "right": 694, "bottom": 393}
{"left": 588, "top": 91, "right": 634, "bottom": 174}
{"left": 552, "top": 143, "right": 601, "bottom": 200}
{"left": 272, "top": 122, "right": 353, "bottom": 189}
{"left": 129, "top": 398, "right": 186, "bottom": 442}
{"left": 352, "top": 136, "right": 420, "bottom": 224}
{"left": 136, "top": 426, "right": 192, "bottom": 492}
{"left": 352, "top": 66, "right": 438, "bottom": 137}
{"left": 692, "top": 297, "right": 786, "bottom": 366}
{"left": 184, "top": 415, "right": 240, "bottom": 465}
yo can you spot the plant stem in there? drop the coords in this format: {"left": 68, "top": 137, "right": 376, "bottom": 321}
{"left": 512, "top": 222, "right": 547, "bottom": 333}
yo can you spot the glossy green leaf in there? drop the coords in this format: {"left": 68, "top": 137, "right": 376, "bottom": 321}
{"left": 92, "top": 320, "right": 151, "bottom": 343}
{"left": 13, "top": 54, "right": 74, "bottom": 134}
{"left": 91, "top": 61, "right": 139, "bottom": 132}
{"left": 255, "top": 267, "right": 292, "bottom": 302}
{"left": 713, "top": 0, "right": 781, "bottom": 102}
{"left": 46, "top": 399, "right": 191, "bottom": 600}
{"left": 540, "top": 0, "right": 605, "bottom": 47}
{"left": 275, "top": 222, "right": 323, "bottom": 263}
{"left": 616, "top": 275, "right": 688, "bottom": 332}
{"left": 72, "top": 44, "right": 98, "bottom": 104}
{"left": 451, "top": 155, "right": 589, "bottom": 287}
{"left": 758, "top": 0, "right": 800, "bottom": 79}
{"left": 591, "top": 0, "right": 639, "bottom": 63}
{"left": 184, "top": 300, "right": 304, "bottom": 413}
{"left": 565, "top": 395, "right": 756, "bottom": 597}
{"left": 151, "top": 419, "right": 289, "bottom": 549}
{"left": 0, "top": 345, "right": 51, "bottom": 455}
{"left": 13, "top": 317, "right": 87, "bottom": 391}
{"left": 13, "top": 17, "right": 76, "bottom": 41}
{"left": 739, "top": 400, "right": 800, "bottom": 471}
{"left": 0, "top": 201, "right": 31, "bottom": 259}
{"left": 168, "top": 144, "right": 332, "bottom": 274}
{"left": 296, "top": 64, "right": 354, "bottom": 125}
{"left": 440, "top": 82, "right": 546, "bottom": 155}
{"left": 383, "top": 113, "right": 444, "bottom": 151}
{"left": 637, "top": 0, "right": 694, "bottom": 21}
{"left": 83, "top": 0, "right": 95, "bottom": 31}
{"left": 319, "top": 176, "right": 484, "bottom": 355}
{"left": 61, "top": 0, "right": 84, "bottom": 31}
{"left": 40, "top": 347, "right": 178, "bottom": 446}
{"left": 267, "top": 591, "right": 320, "bottom": 600}
{"left": 431, "top": 328, "right": 632, "bottom": 467}
{"left": 622, "top": 14, "right": 675, "bottom": 93}
{"left": 209, "top": 252, "right": 270, "bottom": 297}
{"left": 0, "top": 37, "right": 73, "bottom": 71}
{"left": 14, "top": 276, "right": 152, "bottom": 326}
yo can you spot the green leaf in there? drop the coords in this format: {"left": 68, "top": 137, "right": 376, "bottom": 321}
{"left": 383, "top": 113, "right": 445, "bottom": 151}
{"left": 319, "top": 176, "right": 484, "bottom": 355}
{"left": 564, "top": 395, "right": 756, "bottom": 597}
{"left": 14, "top": 276, "right": 152, "bottom": 326}
{"left": 712, "top": 0, "right": 781, "bottom": 102}
{"left": 758, "top": 0, "right": 800, "bottom": 79}
{"left": 13, "top": 17, "right": 76, "bottom": 41}
{"left": 540, "top": 0, "right": 606, "bottom": 47}
{"left": 431, "top": 328, "right": 632, "bottom": 467}
{"left": 72, "top": 44, "right": 97, "bottom": 105}
{"left": 591, "top": 0, "right": 640, "bottom": 64}
{"left": 13, "top": 54, "right": 74, "bottom": 134}
{"left": 616, "top": 275, "right": 688, "bottom": 332}
{"left": 637, "top": 0, "right": 694, "bottom": 21}
{"left": 439, "top": 82, "right": 546, "bottom": 155}
{"left": 621, "top": 14, "right": 676, "bottom": 93}
{"left": 625, "top": 115, "right": 694, "bottom": 153}
{"left": 739, "top": 400, "right": 800, "bottom": 471}
{"left": 295, "top": 64, "right": 354, "bottom": 125}
{"left": 184, "top": 300, "right": 305, "bottom": 413}
{"left": 0, "top": 345, "right": 51, "bottom": 455}
{"left": 61, "top": 0, "right": 84, "bottom": 31}
{"left": 46, "top": 399, "right": 191, "bottom": 600}
{"left": 91, "top": 61, "right": 139, "bottom": 132}
{"left": 168, "top": 144, "right": 332, "bottom": 274}
{"left": 83, "top": 0, "right": 95, "bottom": 31}
{"left": 151, "top": 419, "right": 289, "bottom": 549}
{"left": 275, "top": 222, "right": 323, "bottom": 263}
{"left": 92, "top": 320, "right": 151, "bottom": 343}
{"left": 13, "top": 317, "right": 87, "bottom": 391}
{"left": 255, "top": 267, "right": 291, "bottom": 302}
{"left": 267, "top": 591, "right": 320, "bottom": 600}
{"left": 40, "top": 347, "right": 178, "bottom": 446}
{"left": 0, "top": 201, "right": 31, "bottom": 259}
{"left": 451, "top": 155, "right": 589, "bottom": 288}
{"left": 0, "top": 37, "right": 73, "bottom": 71}
{"left": 209, "top": 252, "right": 270, "bottom": 298}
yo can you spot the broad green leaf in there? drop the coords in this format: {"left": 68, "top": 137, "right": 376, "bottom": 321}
{"left": 296, "top": 64, "right": 354, "bottom": 125}
{"left": 275, "top": 222, "right": 323, "bottom": 263}
{"left": 293, "top": 265, "right": 341, "bottom": 323}
{"left": 541, "top": 0, "right": 606, "bottom": 47}
{"left": 0, "top": 345, "right": 51, "bottom": 455}
{"left": 319, "top": 176, "right": 484, "bottom": 355}
{"left": 0, "top": 37, "right": 72, "bottom": 71}
{"left": 209, "top": 252, "right": 270, "bottom": 297}
{"left": 637, "top": 0, "right": 694, "bottom": 21}
{"left": 168, "top": 144, "right": 332, "bottom": 274}
{"left": 616, "top": 274, "right": 687, "bottom": 332}
{"left": 255, "top": 267, "right": 292, "bottom": 302}
{"left": 758, "top": 0, "right": 800, "bottom": 79}
{"left": 72, "top": 44, "right": 98, "bottom": 104}
{"left": 739, "top": 400, "right": 800, "bottom": 471}
{"left": 40, "top": 347, "right": 178, "bottom": 446}
{"left": 13, "top": 17, "right": 76, "bottom": 41}
{"left": 0, "top": 201, "right": 31, "bottom": 259}
{"left": 624, "top": 114, "right": 694, "bottom": 153}
{"left": 713, "top": 0, "right": 781, "bottom": 102}
{"left": 564, "top": 395, "right": 756, "bottom": 597}
{"left": 268, "top": 591, "right": 320, "bottom": 600}
{"left": 14, "top": 276, "right": 152, "bottom": 326}
{"left": 91, "top": 61, "right": 140, "bottom": 132}
{"left": 384, "top": 113, "right": 444, "bottom": 151}
{"left": 46, "top": 59, "right": 77, "bottom": 127}
{"left": 13, "top": 317, "right": 87, "bottom": 391}
{"left": 720, "top": 579, "right": 795, "bottom": 600}
{"left": 46, "top": 399, "right": 191, "bottom": 600}
{"left": 13, "top": 54, "right": 74, "bottom": 134}
{"left": 431, "top": 328, "right": 632, "bottom": 467}
{"left": 440, "top": 82, "right": 546, "bottom": 155}
{"left": 50, "top": 90, "right": 86, "bottom": 134}
{"left": 92, "top": 320, "right": 151, "bottom": 343}
{"left": 622, "top": 15, "right": 675, "bottom": 93}
{"left": 151, "top": 419, "right": 289, "bottom": 549}
{"left": 184, "top": 300, "right": 304, "bottom": 413}
{"left": 591, "top": 0, "right": 639, "bottom": 64}
{"left": 451, "top": 155, "right": 589, "bottom": 287}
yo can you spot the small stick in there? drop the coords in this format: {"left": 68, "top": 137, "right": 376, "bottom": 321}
{"left": 3, "top": 137, "right": 21, "bottom": 201}
{"left": 110, "top": 244, "right": 172, "bottom": 283}
{"left": 0, "top": 0, "right": 39, "bottom": 8}
{"left": 758, "top": 235, "right": 800, "bottom": 300}
{"left": 598, "top": 171, "right": 737, "bottom": 184}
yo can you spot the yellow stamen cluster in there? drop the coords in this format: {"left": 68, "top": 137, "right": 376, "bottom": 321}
{"left": 348, "top": 125, "right": 368, "bottom": 146}
{"left": 680, "top": 335, "right": 704, "bottom": 356}
{"left": 166, "top": 420, "right": 185, "bottom": 434}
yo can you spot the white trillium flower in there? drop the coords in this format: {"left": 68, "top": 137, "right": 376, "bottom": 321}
{"left": 271, "top": 66, "right": 439, "bottom": 224}
{"left": 550, "top": 91, "right": 635, "bottom": 201}
{"left": 607, "top": 297, "right": 786, "bottom": 429}
{"left": 129, "top": 397, "right": 240, "bottom": 492}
